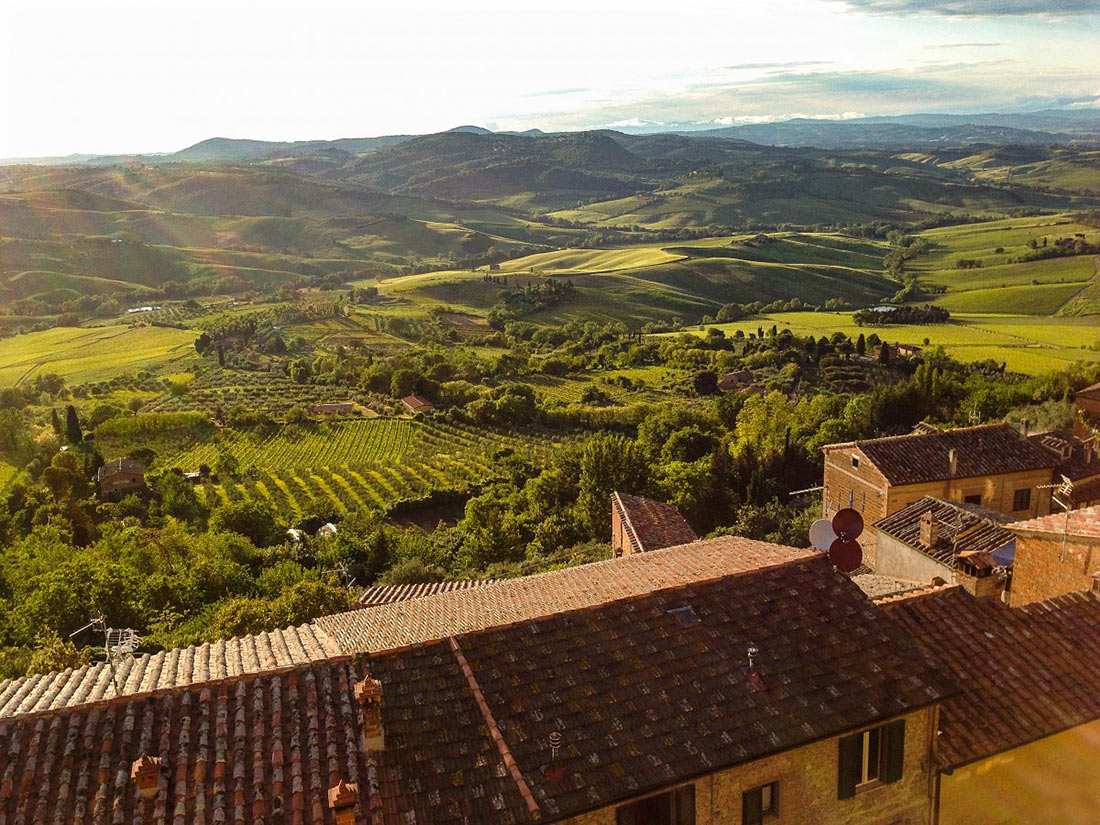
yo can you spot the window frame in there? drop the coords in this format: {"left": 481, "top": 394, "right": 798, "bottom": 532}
{"left": 963, "top": 493, "right": 982, "bottom": 506}
{"left": 838, "top": 719, "right": 906, "bottom": 800}
{"left": 1013, "top": 487, "right": 1032, "bottom": 512}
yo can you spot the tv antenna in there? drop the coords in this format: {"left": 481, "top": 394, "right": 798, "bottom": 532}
{"left": 70, "top": 615, "right": 142, "bottom": 697}
{"left": 1038, "top": 475, "right": 1075, "bottom": 560}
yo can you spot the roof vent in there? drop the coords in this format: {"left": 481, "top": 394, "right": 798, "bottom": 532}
{"left": 130, "top": 753, "right": 162, "bottom": 799}
{"left": 742, "top": 643, "right": 763, "bottom": 688}
{"left": 667, "top": 605, "right": 699, "bottom": 627}
{"left": 541, "top": 731, "right": 567, "bottom": 782}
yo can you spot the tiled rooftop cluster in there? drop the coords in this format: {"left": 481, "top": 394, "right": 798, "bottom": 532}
{"left": 832, "top": 423, "right": 1058, "bottom": 485}
{"left": 356, "top": 579, "right": 495, "bottom": 608}
{"left": 875, "top": 496, "right": 1014, "bottom": 563}
{"left": 611, "top": 491, "right": 698, "bottom": 553}
{"left": 883, "top": 586, "right": 1100, "bottom": 768}
{"left": 317, "top": 536, "right": 812, "bottom": 653}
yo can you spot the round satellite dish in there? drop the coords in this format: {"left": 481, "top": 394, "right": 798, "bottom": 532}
{"left": 809, "top": 519, "right": 838, "bottom": 551}
{"left": 832, "top": 508, "right": 864, "bottom": 541}
{"left": 829, "top": 538, "right": 863, "bottom": 573}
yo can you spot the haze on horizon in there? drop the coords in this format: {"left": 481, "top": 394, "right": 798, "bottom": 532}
{"left": 4, "top": 0, "right": 1099, "bottom": 158}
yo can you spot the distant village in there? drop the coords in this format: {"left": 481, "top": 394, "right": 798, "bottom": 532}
{"left": 3, "top": 383, "right": 1100, "bottom": 824}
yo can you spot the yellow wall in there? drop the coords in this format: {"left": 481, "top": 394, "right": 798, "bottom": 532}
{"left": 558, "top": 709, "right": 936, "bottom": 825}
{"left": 939, "top": 719, "right": 1100, "bottom": 825}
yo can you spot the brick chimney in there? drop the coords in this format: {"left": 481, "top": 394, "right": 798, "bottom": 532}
{"left": 920, "top": 510, "right": 938, "bottom": 548}
{"left": 328, "top": 780, "right": 359, "bottom": 825}
{"left": 948, "top": 448, "right": 958, "bottom": 477}
{"left": 130, "top": 753, "right": 162, "bottom": 800}
{"left": 355, "top": 677, "right": 384, "bottom": 750}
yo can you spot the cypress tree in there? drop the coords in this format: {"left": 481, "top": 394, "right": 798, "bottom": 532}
{"left": 50, "top": 408, "right": 62, "bottom": 436}
{"left": 65, "top": 404, "right": 82, "bottom": 444}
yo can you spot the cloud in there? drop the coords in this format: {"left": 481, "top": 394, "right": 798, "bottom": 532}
{"left": 840, "top": 0, "right": 1098, "bottom": 16}
{"left": 925, "top": 42, "right": 1003, "bottom": 49}
{"left": 723, "top": 60, "right": 833, "bottom": 71}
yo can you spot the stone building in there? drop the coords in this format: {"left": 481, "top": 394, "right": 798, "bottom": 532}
{"left": 610, "top": 491, "right": 697, "bottom": 556}
{"left": 873, "top": 496, "right": 1013, "bottom": 600}
{"left": 1007, "top": 504, "right": 1100, "bottom": 606}
{"left": 822, "top": 423, "right": 1058, "bottom": 568}
{"left": 1027, "top": 428, "right": 1100, "bottom": 509}
{"left": 94, "top": 457, "right": 145, "bottom": 499}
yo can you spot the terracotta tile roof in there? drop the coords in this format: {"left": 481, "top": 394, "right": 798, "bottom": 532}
{"left": 1077, "top": 381, "right": 1100, "bottom": 401}
{"left": 830, "top": 423, "right": 1058, "bottom": 486}
{"left": 0, "top": 622, "right": 344, "bottom": 720}
{"left": 400, "top": 395, "right": 434, "bottom": 413}
{"left": 611, "top": 491, "right": 697, "bottom": 553}
{"left": 851, "top": 573, "right": 930, "bottom": 601}
{"left": 365, "top": 555, "right": 950, "bottom": 823}
{"left": 1028, "top": 429, "right": 1100, "bottom": 482}
{"left": 1008, "top": 504, "right": 1100, "bottom": 540}
{"left": 94, "top": 457, "right": 144, "bottom": 481}
{"left": 875, "top": 496, "right": 1015, "bottom": 564}
{"left": 882, "top": 587, "right": 1100, "bottom": 768}
{"left": 317, "top": 536, "right": 813, "bottom": 654}
{"left": 0, "top": 657, "right": 371, "bottom": 825}
{"left": 356, "top": 579, "right": 495, "bottom": 607}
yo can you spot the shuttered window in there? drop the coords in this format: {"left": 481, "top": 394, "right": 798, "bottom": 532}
{"left": 742, "top": 781, "right": 778, "bottom": 825}
{"left": 838, "top": 719, "right": 906, "bottom": 799}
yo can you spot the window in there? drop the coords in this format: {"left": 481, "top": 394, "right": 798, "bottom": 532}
{"left": 742, "top": 781, "right": 778, "bottom": 825}
{"left": 838, "top": 720, "right": 905, "bottom": 799}
{"left": 964, "top": 494, "right": 982, "bottom": 506}
{"left": 851, "top": 455, "right": 860, "bottom": 469}
{"left": 1013, "top": 488, "right": 1032, "bottom": 511}
{"left": 616, "top": 785, "right": 694, "bottom": 825}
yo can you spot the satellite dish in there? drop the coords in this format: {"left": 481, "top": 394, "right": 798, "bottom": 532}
{"left": 829, "top": 538, "right": 863, "bottom": 573}
{"left": 809, "top": 519, "right": 838, "bottom": 551}
{"left": 832, "top": 508, "right": 864, "bottom": 541}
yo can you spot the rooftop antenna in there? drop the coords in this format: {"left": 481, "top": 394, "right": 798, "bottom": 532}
{"left": 70, "top": 615, "right": 141, "bottom": 697}
{"left": 334, "top": 562, "right": 358, "bottom": 591}
{"left": 1038, "top": 475, "right": 1075, "bottom": 559}
{"left": 968, "top": 408, "right": 982, "bottom": 426}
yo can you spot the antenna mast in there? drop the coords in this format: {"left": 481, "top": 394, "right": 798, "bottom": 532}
{"left": 70, "top": 615, "right": 141, "bottom": 697}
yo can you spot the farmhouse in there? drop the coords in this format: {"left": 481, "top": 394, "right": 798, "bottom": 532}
{"left": 883, "top": 586, "right": 1100, "bottom": 824}
{"left": 873, "top": 496, "right": 1013, "bottom": 600}
{"left": 400, "top": 394, "right": 435, "bottom": 414}
{"left": 94, "top": 457, "right": 145, "bottom": 499}
{"left": 822, "top": 423, "right": 1058, "bottom": 567}
{"left": 0, "top": 546, "right": 951, "bottom": 825}
{"left": 610, "top": 491, "right": 697, "bottom": 556}
{"left": 1006, "top": 504, "right": 1100, "bottom": 606}
{"left": 717, "top": 368, "right": 754, "bottom": 391}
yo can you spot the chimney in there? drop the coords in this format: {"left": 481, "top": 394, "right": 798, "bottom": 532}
{"left": 130, "top": 754, "right": 162, "bottom": 800}
{"left": 328, "top": 780, "right": 359, "bottom": 825}
{"left": 1021, "top": 418, "right": 1030, "bottom": 438}
{"left": 355, "top": 677, "right": 384, "bottom": 750}
{"left": 920, "top": 510, "right": 938, "bottom": 548}
{"left": 948, "top": 449, "right": 958, "bottom": 478}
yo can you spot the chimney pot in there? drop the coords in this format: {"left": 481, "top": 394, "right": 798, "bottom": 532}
{"left": 355, "top": 677, "right": 384, "bottom": 751}
{"left": 328, "top": 780, "right": 359, "bottom": 825}
{"left": 130, "top": 753, "right": 162, "bottom": 799}
{"left": 920, "top": 510, "right": 938, "bottom": 548}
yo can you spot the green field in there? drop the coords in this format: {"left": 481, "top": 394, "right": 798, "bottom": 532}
{"left": 907, "top": 215, "right": 1100, "bottom": 316}
{"left": 0, "top": 325, "right": 199, "bottom": 386}
{"left": 677, "top": 311, "right": 1100, "bottom": 375}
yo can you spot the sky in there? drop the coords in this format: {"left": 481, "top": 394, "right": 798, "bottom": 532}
{"left": 2, "top": 0, "right": 1099, "bottom": 158}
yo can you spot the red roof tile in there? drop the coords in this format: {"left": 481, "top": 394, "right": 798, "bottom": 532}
{"left": 0, "top": 622, "right": 344, "bottom": 720}
{"left": 829, "top": 423, "right": 1058, "bottom": 486}
{"left": 356, "top": 579, "right": 496, "bottom": 607}
{"left": 316, "top": 536, "right": 813, "bottom": 654}
{"left": 874, "top": 496, "right": 1014, "bottom": 563}
{"left": 611, "top": 492, "right": 697, "bottom": 553}
{"left": 1008, "top": 504, "right": 1100, "bottom": 540}
{"left": 882, "top": 587, "right": 1100, "bottom": 768}
{"left": 0, "top": 658, "right": 371, "bottom": 824}
{"left": 1077, "top": 381, "right": 1100, "bottom": 401}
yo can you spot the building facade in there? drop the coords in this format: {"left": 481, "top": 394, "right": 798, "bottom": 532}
{"left": 1007, "top": 506, "right": 1100, "bottom": 606}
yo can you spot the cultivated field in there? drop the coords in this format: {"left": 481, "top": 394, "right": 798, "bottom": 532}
{"left": 0, "top": 324, "right": 199, "bottom": 386}
{"left": 678, "top": 311, "right": 1100, "bottom": 375}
